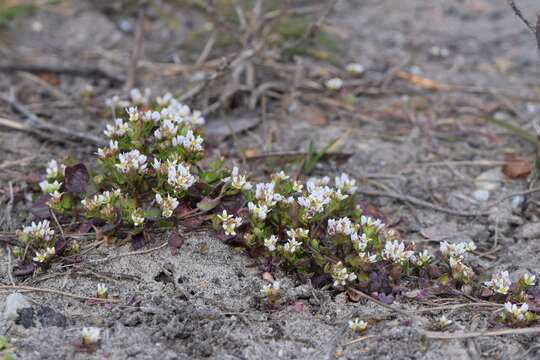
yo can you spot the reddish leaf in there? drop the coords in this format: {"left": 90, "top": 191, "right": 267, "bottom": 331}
{"left": 64, "top": 163, "right": 89, "bottom": 193}
{"left": 30, "top": 195, "right": 51, "bottom": 219}
{"left": 503, "top": 155, "right": 533, "bottom": 179}
{"left": 131, "top": 232, "right": 147, "bottom": 250}
{"left": 13, "top": 261, "right": 35, "bottom": 277}
{"left": 291, "top": 301, "right": 304, "bottom": 313}
{"left": 168, "top": 232, "right": 184, "bottom": 255}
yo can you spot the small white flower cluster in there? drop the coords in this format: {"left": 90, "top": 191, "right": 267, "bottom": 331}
{"left": 440, "top": 240, "right": 476, "bottom": 261}
{"left": 521, "top": 273, "right": 536, "bottom": 287}
{"left": 81, "top": 327, "right": 101, "bottom": 346}
{"left": 45, "top": 160, "right": 64, "bottom": 180}
{"left": 22, "top": 220, "right": 55, "bottom": 242}
{"left": 264, "top": 234, "right": 278, "bottom": 251}
{"left": 335, "top": 173, "right": 357, "bottom": 195}
{"left": 81, "top": 189, "right": 123, "bottom": 213}
{"left": 382, "top": 240, "right": 414, "bottom": 263}
{"left": 172, "top": 129, "right": 204, "bottom": 152}
{"left": 348, "top": 318, "right": 368, "bottom": 332}
{"left": 345, "top": 63, "right": 365, "bottom": 75}
{"left": 115, "top": 149, "right": 147, "bottom": 174}
{"left": 248, "top": 202, "right": 270, "bottom": 221}
{"left": 413, "top": 250, "right": 432, "bottom": 267}
{"left": 104, "top": 118, "right": 130, "bottom": 138}
{"left": 130, "top": 209, "right": 145, "bottom": 227}
{"left": 484, "top": 270, "right": 512, "bottom": 295}
{"left": 39, "top": 160, "right": 65, "bottom": 197}
{"left": 283, "top": 228, "right": 308, "bottom": 254}
{"left": 327, "top": 217, "right": 357, "bottom": 236}
{"left": 224, "top": 166, "right": 252, "bottom": 191}
{"left": 326, "top": 77, "right": 343, "bottom": 91}
{"left": 33, "top": 246, "right": 55, "bottom": 263}
{"left": 166, "top": 162, "right": 196, "bottom": 192}
{"left": 331, "top": 261, "right": 357, "bottom": 287}
{"left": 96, "top": 284, "right": 108, "bottom": 299}
{"left": 297, "top": 178, "right": 339, "bottom": 218}
{"left": 504, "top": 302, "right": 529, "bottom": 321}
{"left": 96, "top": 140, "right": 119, "bottom": 159}
{"left": 217, "top": 210, "right": 243, "bottom": 236}
{"left": 438, "top": 315, "right": 453, "bottom": 328}
{"left": 155, "top": 193, "right": 179, "bottom": 218}
{"left": 360, "top": 215, "right": 385, "bottom": 231}
{"left": 261, "top": 281, "right": 280, "bottom": 304}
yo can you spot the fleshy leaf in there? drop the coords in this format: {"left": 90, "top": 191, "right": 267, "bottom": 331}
{"left": 64, "top": 163, "right": 89, "bottom": 193}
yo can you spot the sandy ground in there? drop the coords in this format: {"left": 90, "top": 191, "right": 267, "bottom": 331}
{"left": 1, "top": 0, "right": 540, "bottom": 358}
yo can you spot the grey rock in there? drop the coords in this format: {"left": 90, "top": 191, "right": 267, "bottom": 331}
{"left": 516, "top": 222, "right": 540, "bottom": 240}
{"left": 4, "top": 293, "right": 32, "bottom": 321}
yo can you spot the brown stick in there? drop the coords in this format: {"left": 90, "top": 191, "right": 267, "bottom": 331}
{"left": 0, "top": 285, "right": 120, "bottom": 303}
{"left": 126, "top": 7, "right": 146, "bottom": 90}
{"left": 421, "top": 326, "right": 540, "bottom": 339}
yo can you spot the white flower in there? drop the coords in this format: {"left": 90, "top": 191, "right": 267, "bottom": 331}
{"left": 81, "top": 327, "right": 101, "bottom": 345}
{"left": 504, "top": 302, "right": 529, "bottom": 321}
{"left": 327, "top": 217, "right": 355, "bottom": 236}
{"left": 154, "top": 119, "right": 178, "bottom": 140}
{"left": 155, "top": 193, "right": 179, "bottom": 218}
{"left": 283, "top": 238, "right": 302, "bottom": 253}
{"left": 360, "top": 216, "right": 385, "bottom": 231}
{"left": 272, "top": 171, "right": 289, "bottom": 181}
{"left": 39, "top": 180, "right": 62, "bottom": 195}
{"left": 484, "top": 271, "right": 511, "bottom": 295}
{"left": 348, "top": 318, "right": 368, "bottom": 332}
{"left": 522, "top": 273, "right": 536, "bottom": 287}
{"left": 286, "top": 228, "right": 309, "bottom": 240}
{"left": 292, "top": 181, "right": 303, "bottom": 192}
{"left": 248, "top": 202, "right": 270, "bottom": 221}
{"left": 142, "top": 110, "right": 161, "bottom": 123}
{"left": 264, "top": 235, "right": 278, "bottom": 251}
{"left": 255, "top": 182, "right": 281, "bottom": 207}
{"left": 126, "top": 107, "right": 139, "bottom": 122}
{"left": 332, "top": 261, "right": 357, "bottom": 287}
{"left": 156, "top": 92, "right": 173, "bottom": 106}
{"left": 97, "top": 140, "right": 119, "bottom": 159}
{"left": 167, "top": 162, "right": 196, "bottom": 191}
{"left": 335, "top": 173, "right": 357, "bottom": 195}
{"left": 217, "top": 210, "right": 242, "bottom": 236}
{"left": 96, "top": 284, "right": 108, "bottom": 298}
{"left": 440, "top": 241, "right": 476, "bottom": 260}
{"left": 46, "top": 160, "right": 64, "bottom": 180}
{"left": 345, "top": 63, "right": 365, "bottom": 75}
{"left": 415, "top": 250, "right": 432, "bottom": 266}
{"left": 297, "top": 181, "right": 333, "bottom": 218}
{"left": 32, "top": 246, "right": 55, "bottom": 263}
{"left": 104, "top": 118, "right": 130, "bottom": 138}
{"left": 172, "top": 129, "right": 204, "bottom": 152}
{"left": 464, "top": 241, "right": 477, "bottom": 252}
{"left": 115, "top": 150, "right": 147, "bottom": 174}
{"left": 22, "top": 220, "right": 55, "bottom": 242}
{"left": 186, "top": 110, "right": 205, "bottom": 127}
{"left": 131, "top": 209, "right": 145, "bottom": 227}
{"left": 326, "top": 77, "right": 343, "bottom": 91}
{"left": 382, "top": 240, "right": 413, "bottom": 263}
{"left": 438, "top": 315, "right": 453, "bottom": 327}
{"left": 261, "top": 282, "right": 280, "bottom": 304}
{"left": 224, "top": 166, "right": 252, "bottom": 190}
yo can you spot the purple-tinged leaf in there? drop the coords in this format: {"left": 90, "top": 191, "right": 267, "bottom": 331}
{"left": 131, "top": 232, "right": 147, "bottom": 250}
{"left": 77, "top": 221, "right": 94, "bottom": 234}
{"left": 30, "top": 195, "right": 51, "bottom": 219}
{"left": 196, "top": 196, "right": 221, "bottom": 212}
{"left": 13, "top": 261, "right": 35, "bottom": 277}
{"left": 168, "top": 232, "right": 184, "bottom": 255}
{"left": 311, "top": 274, "right": 332, "bottom": 289}
{"left": 479, "top": 287, "right": 493, "bottom": 298}
{"left": 55, "top": 237, "right": 68, "bottom": 254}
{"left": 377, "top": 293, "right": 394, "bottom": 305}
{"left": 64, "top": 163, "right": 89, "bottom": 193}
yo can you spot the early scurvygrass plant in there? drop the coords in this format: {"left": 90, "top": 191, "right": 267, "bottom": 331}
{"left": 10, "top": 89, "right": 540, "bottom": 329}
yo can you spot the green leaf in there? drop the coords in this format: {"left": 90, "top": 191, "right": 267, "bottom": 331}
{"left": 303, "top": 137, "right": 341, "bottom": 175}
{"left": 196, "top": 197, "right": 221, "bottom": 212}
{"left": 61, "top": 194, "right": 72, "bottom": 210}
{"left": 0, "top": 336, "right": 8, "bottom": 350}
{"left": 144, "top": 207, "right": 162, "bottom": 220}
